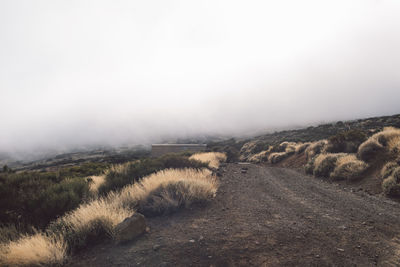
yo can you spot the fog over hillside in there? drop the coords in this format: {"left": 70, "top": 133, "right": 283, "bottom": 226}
{"left": 1, "top": 0, "right": 400, "bottom": 158}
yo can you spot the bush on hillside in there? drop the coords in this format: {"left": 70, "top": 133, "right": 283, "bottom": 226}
{"left": 357, "top": 127, "right": 400, "bottom": 161}
{"left": 305, "top": 140, "right": 328, "bottom": 159}
{"left": 382, "top": 167, "right": 400, "bottom": 197}
{"left": 189, "top": 152, "right": 227, "bottom": 169}
{"left": 295, "top": 142, "right": 311, "bottom": 154}
{"left": 268, "top": 152, "right": 290, "bottom": 164}
{"left": 325, "top": 129, "right": 367, "bottom": 153}
{"left": 330, "top": 154, "right": 368, "bottom": 181}
{"left": 313, "top": 153, "right": 345, "bottom": 178}
{"left": 381, "top": 162, "right": 399, "bottom": 180}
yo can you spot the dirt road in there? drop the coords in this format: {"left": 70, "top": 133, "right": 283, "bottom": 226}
{"left": 69, "top": 164, "right": 400, "bottom": 266}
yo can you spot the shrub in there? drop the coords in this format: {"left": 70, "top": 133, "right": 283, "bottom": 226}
{"left": 357, "top": 127, "right": 400, "bottom": 161}
{"left": 381, "top": 162, "right": 399, "bottom": 180}
{"left": 99, "top": 154, "right": 208, "bottom": 194}
{"left": 0, "top": 233, "right": 67, "bottom": 266}
{"left": 295, "top": 142, "right": 311, "bottom": 154}
{"left": 382, "top": 167, "right": 400, "bottom": 196}
{"left": 305, "top": 140, "right": 328, "bottom": 159}
{"left": 325, "top": 129, "right": 367, "bottom": 153}
{"left": 48, "top": 198, "right": 132, "bottom": 252}
{"left": 239, "top": 141, "right": 267, "bottom": 161}
{"left": 189, "top": 152, "right": 227, "bottom": 169}
{"left": 110, "top": 168, "right": 218, "bottom": 217}
{"left": 268, "top": 152, "right": 289, "bottom": 164}
{"left": 313, "top": 153, "right": 346, "bottom": 178}
{"left": 87, "top": 175, "right": 106, "bottom": 196}
{"left": 248, "top": 148, "right": 272, "bottom": 163}
{"left": 330, "top": 154, "right": 368, "bottom": 181}
{"left": 357, "top": 139, "right": 384, "bottom": 162}
{"left": 0, "top": 225, "right": 21, "bottom": 243}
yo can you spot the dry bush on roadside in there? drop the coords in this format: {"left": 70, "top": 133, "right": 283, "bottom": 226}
{"left": 0, "top": 233, "right": 66, "bottom": 266}
{"left": 313, "top": 153, "right": 346, "bottom": 178}
{"left": 189, "top": 152, "right": 226, "bottom": 169}
{"left": 330, "top": 154, "right": 368, "bottom": 181}
{"left": 268, "top": 152, "right": 290, "bottom": 164}
{"left": 295, "top": 142, "right": 311, "bottom": 154}
{"left": 381, "top": 162, "right": 399, "bottom": 180}
{"left": 111, "top": 168, "right": 218, "bottom": 216}
{"left": 358, "top": 127, "right": 400, "bottom": 161}
{"left": 49, "top": 198, "right": 133, "bottom": 252}
{"left": 305, "top": 140, "right": 328, "bottom": 159}
{"left": 382, "top": 167, "right": 400, "bottom": 196}
{"left": 239, "top": 141, "right": 265, "bottom": 161}
{"left": 248, "top": 146, "right": 273, "bottom": 163}
{"left": 1, "top": 166, "right": 220, "bottom": 266}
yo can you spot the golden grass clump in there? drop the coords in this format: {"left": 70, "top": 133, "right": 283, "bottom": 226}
{"left": 358, "top": 127, "right": 400, "bottom": 161}
{"left": 295, "top": 142, "right": 311, "bottom": 154}
{"left": 189, "top": 152, "right": 227, "bottom": 169}
{"left": 268, "top": 152, "right": 289, "bottom": 164}
{"left": 382, "top": 167, "right": 400, "bottom": 196}
{"left": 305, "top": 140, "right": 328, "bottom": 159}
{"left": 110, "top": 168, "right": 218, "bottom": 216}
{"left": 248, "top": 148, "right": 272, "bottom": 163}
{"left": 313, "top": 153, "right": 346, "bottom": 177}
{"left": 330, "top": 154, "right": 368, "bottom": 180}
{"left": 0, "top": 233, "right": 67, "bottom": 266}
{"left": 88, "top": 175, "right": 106, "bottom": 194}
{"left": 381, "top": 162, "right": 399, "bottom": 180}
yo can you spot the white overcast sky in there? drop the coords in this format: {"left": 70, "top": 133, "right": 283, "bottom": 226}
{"left": 1, "top": 0, "right": 400, "bottom": 154}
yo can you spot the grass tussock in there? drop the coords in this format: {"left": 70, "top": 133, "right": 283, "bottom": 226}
{"left": 381, "top": 162, "right": 399, "bottom": 180}
{"left": 248, "top": 147, "right": 273, "bottom": 163}
{"left": 358, "top": 127, "right": 400, "bottom": 161}
{"left": 312, "top": 153, "right": 346, "bottom": 178}
{"left": 1, "top": 166, "right": 219, "bottom": 266}
{"left": 189, "top": 152, "right": 227, "bottom": 169}
{"left": 295, "top": 142, "right": 311, "bottom": 154}
{"left": 382, "top": 167, "right": 400, "bottom": 196}
{"left": 110, "top": 168, "right": 218, "bottom": 216}
{"left": 330, "top": 154, "right": 368, "bottom": 180}
{"left": 0, "top": 233, "right": 67, "bottom": 266}
{"left": 88, "top": 175, "right": 106, "bottom": 195}
{"left": 305, "top": 140, "right": 328, "bottom": 159}
{"left": 268, "top": 152, "right": 289, "bottom": 164}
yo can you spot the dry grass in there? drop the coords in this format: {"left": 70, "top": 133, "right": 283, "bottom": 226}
{"left": 381, "top": 162, "right": 399, "bottom": 179}
{"left": 295, "top": 142, "right": 311, "bottom": 154}
{"left": 305, "top": 140, "right": 328, "bottom": 159}
{"left": 0, "top": 233, "right": 67, "bottom": 266}
{"left": 358, "top": 127, "right": 400, "bottom": 161}
{"left": 330, "top": 154, "right": 368, "bottom": 180}
{"left": 189, "top": 152, "right": 227, "bottom": 169}
{"left": 313, "top": 153, "right": 346, "bottom": 177}
{"left": 268, "top": 152, "right": 289, "bottom": 164}
{"left": 248, "top": 148, "right": 272, "bottom": 163}
{"left": 88, "top": 175, "right": 106, "bottom": 194}
{"left": 110, "top": 168, "right": 218, "bottom": 216}
{"left": 382, "top": 167, "right": 400, "bottom": 196}
{"left": 1, "top": 166, "right": 219, "bottom": 266}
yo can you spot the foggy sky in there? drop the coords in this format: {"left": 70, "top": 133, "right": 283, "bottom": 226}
{"left": 1, "top": 0, "right": 400, "bottom": 156}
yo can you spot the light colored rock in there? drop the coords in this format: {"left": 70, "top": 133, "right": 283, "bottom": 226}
{"left": 114, "top": 212, "right": 146, "bottom": 243}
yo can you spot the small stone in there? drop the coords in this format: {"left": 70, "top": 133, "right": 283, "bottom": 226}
{"left": 337, "top": 248, "right": 345, "bottom": 252}
{"left": 255, "top": 241, "right": 260, "bottom": 245}
{"left": 315, "top": 255, "right": 320, "bottom": 258}
{"left": 199, "top": 235, "right": 204, "bottom": 241}
{"left": 189, "top": 239, "right": 195, "bottom": 243}
{"left": 208, "top": 256, "right": 212, "bottom": 258}
{"left": 153, "top": 244, "right": 161, "bottom": 251}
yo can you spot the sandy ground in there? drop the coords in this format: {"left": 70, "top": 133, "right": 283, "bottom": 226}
{"left": 68, "top": 163, "right": 400, "bottom": 266}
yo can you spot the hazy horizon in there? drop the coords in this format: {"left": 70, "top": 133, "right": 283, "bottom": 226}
{"left": 1, "top": 0, "right": 400, "bottom": 158}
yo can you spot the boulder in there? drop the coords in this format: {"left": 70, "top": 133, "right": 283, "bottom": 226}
{"left": 114, "top": 212, "right": 146, "bottom": 244}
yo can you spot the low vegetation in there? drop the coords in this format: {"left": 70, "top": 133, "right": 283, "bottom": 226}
{"left": 358, "top": 127, "right": 400, "bottom": 161}
{"left": 0, "top": 153, "right": 225, "bottom": 266}
{"left": 98, "top": 153, "right": 209, "bottom": 194}
{"left": 330, "top": 154, "right": 368, "bottom": 181}
{"left": 189, "top": 152, "right": 227, "bottom": 169}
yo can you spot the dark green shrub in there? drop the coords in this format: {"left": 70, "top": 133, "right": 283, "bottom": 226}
{"left": 326, "top": 129, "right": 367, "bottom": 153}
